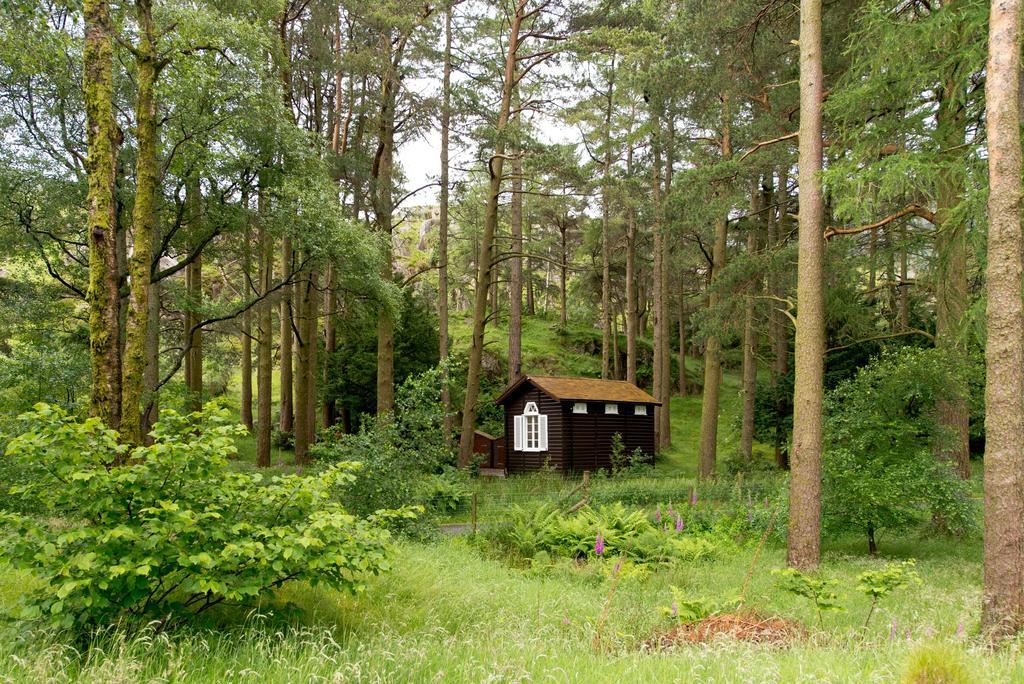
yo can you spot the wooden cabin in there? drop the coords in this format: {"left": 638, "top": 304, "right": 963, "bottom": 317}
{"left": 491, "top": 375, "right": 660, "bottom": 474}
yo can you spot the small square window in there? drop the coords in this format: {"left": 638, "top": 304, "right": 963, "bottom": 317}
{"left": 604, "top": 403, "right": 619, "bottom": 415}
{"left": 572, "top": 402, "right": 588, "bottom": 414}
{"left": 634, "top": 405, "right": 647, "bottom": 416}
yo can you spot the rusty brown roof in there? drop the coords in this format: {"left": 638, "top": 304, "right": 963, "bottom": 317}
{"left": 495, "top": 375, "right": 660, "bottom": 405}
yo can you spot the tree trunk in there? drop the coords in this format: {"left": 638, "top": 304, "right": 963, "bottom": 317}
{"left": 769, "top": 171, "right": 789, "bottom": 469}
{"left": 457, "top": 1, "right": 524, "bottom": 467}
{"left": 294, "top": 263, "right": 313, "bottom": 465}
{"left": 697, "top": 101, "right": 731, "bottom": 479}
{"left": 659, "top": 117, "right": 674, "bottom": 449}
{"left": 981, "top": 0, "right": 1024, "bottom": 637}
{"left": 279, "top": 237, "right": 294, "bottom": 432}
{"left": 256, "top": 177, "right": 273, "bottom": 468}
{"left": 740, "top": 186, "right": 759, "bottom": 461}
{"left": 652, "top": 121, "right": 665, "bottom": 449}
{"left": 185, "top": 176, "right": 203, "bottom": 413}
{"left": 559, "top": 221, "right": 568, "bottom": 329}
{"left": 787, "top": 0, "right": 826, "bottom": 571}
{"left": 240, "top": 199, "right": 254, "bottom": 431}
{"left": 122, "top": 0, "right": 159, "bottom": 444}
{"left": 625, "top": 143, "right": 638, "bottom": 386}
{"left": 322, "top": 265, "right": 336, "bottom": 428}
{"left": 142, "top": 224, "right": 161, "bottom": 440}
{"left": 84, "top": 0, "right": 122, "bottom": 432}
{"left": 600, "top": 58, "right": 616, "bottom": 380}
{"left": 509, "top": 147, "right": 524, "bottom": 383}
{"left": 678, "top": 288, "right": 687, "bottom": 396}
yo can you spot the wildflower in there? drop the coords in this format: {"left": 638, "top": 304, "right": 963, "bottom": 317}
{"left": 889, "top": 621, "right": 897, "bottom": 641}
{"left": 563, "top": 617, "right": 571, "bottom": 626}
{"left": 675, "top": 516, "right": 684, "bottom": 533}
{"left": 747, "top": 508, "right": 754, "bottom": 525}
{"left": 671, "top": 602, "right": 678, "bottom": 618}
{"left": 956, "top": 621, "right": 965, "bottom": 638}
{"left": 690, "top": 488, "right": 698, "bottom": 506}
{"left": 613, "top": 557, "right": 623, "bottom": 576}
{"left": 595, "top": 532, "right": 605, "bottom": 556}
{"left": 764, "top": 497, "right": 770, "bottom": 508}
{"left": 654, "top": 505, "right": 662, "bottom": 523}
{"left": 667, "top": 502, "right": 674, "bottom": 517}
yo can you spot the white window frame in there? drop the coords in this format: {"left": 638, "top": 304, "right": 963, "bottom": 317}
{"left": 634, "top": 404, "right": 647, "bottom": 416}
{"left": 514, "top": 401, "right": 548, "bottom": 452}
{"left": 604, "top": 403, "right": 619, "bottom": 415}
{"left": 572, "top": 402, "right": 588, "bottom": 414}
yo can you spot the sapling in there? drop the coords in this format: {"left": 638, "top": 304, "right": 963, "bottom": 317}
{"left": 773, "top": 568, "right": 845, "bottom": 626}
{"left": 856, "top": 560, "right": 921, "bottom": 628}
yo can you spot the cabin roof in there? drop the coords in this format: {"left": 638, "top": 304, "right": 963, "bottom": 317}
{"left": 495, "top": 375, "right": 660, "bottom": 406}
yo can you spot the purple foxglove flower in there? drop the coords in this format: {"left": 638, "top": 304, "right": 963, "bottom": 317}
{"left": 613, "top": 557, "right": 623, "bottom": 575}
{"left": 747, "top": 508, "right": 754, "bottom": 524}
{"left": 671, "top": 602, "right": 678, "bottom": 618}
{"left": 889, "top": 622, "right": 897, "bottom": 641}
{"left": 667, "top": 502, "right": 674, "bottom": 516}
{"left": 675, "top": 516, "right": 684, "bottom": 532}
{"left": 956, "top": 622, "right": 965, "bottom": 638}
{"left": 655, "top": 505, "right": 662, "bottom": 522}
{"left": 595, "top": 532, "right": 605, "bottom": 556}
{"left": 764, "top": 497, "right": 770, "bottom": 508}
{"left": 690, "top": 489, "right": 698, "bottom": 506}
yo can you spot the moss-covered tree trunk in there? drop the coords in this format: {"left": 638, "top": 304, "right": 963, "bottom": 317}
{"left": 788, "top": 0, "right": 826, "bottom": 571}
{"left": 981, "top": 0, "right": 1024, "bottom": 638}
{"left": 84, "top": 0, "right": 122, "bottom": 431}
{"left": 122, "top": 0, "right": 160, "bottom": 444}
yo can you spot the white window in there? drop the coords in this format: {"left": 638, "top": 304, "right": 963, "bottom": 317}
{"left": 572, "top": 402, "right": 588, "bottom": 414}
{"left": 514, "top": 401, "right": 548, "bottom": 452}
{"left": 634, "top": 405, "right": 647, "bottom": 416}
{"left": 605, "top": 403, "right": 619, "bottom": 415}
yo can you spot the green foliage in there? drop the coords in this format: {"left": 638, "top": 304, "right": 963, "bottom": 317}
{"left": 822, "top": 348, "right": 976, "bottom": 552}
{"left": 660, "top": 585, "right": 741, "bottom": 625}
{"left": 857, "top": 560, "right": 921, "bottom": 628}
{"left": 773, "top": 568, "right": 845, "bottom": 626}
{"left": 324, "top": 291, "right": 439, "bottom": 429}
{"left": 314, "top": 367, "right": 454, "bottom": 532}
{"left": 487, "top": 501, "right": 726, "bottom": 566}
{"left": 0, "top": 403, "right": 404, "bottom": 630}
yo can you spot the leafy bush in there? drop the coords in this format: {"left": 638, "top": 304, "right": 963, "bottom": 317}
{"left": 773, "top": 568, "right": 845, "bottom": 626}
{"left": 313, "top": 367, "right": 455, "bottom": 531}
{"left": 0, "top": 404, "right": 407, "bottom": 630}
{"left": 822, "top": 348, "right": 977, "bottom": 553}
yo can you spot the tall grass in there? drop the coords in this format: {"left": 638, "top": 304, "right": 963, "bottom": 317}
{"left": 1, "top": 540, "right": 1020, "bottom": 682}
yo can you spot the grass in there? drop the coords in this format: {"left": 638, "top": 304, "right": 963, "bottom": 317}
{"left": 1, "top": 315, "right": 1016, "bottom": 682}
{"left": 1, "top": 540, "right": 1021, "bottom": 682}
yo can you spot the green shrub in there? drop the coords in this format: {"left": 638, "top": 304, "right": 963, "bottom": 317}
{"left": 0, "top": 404, "right": 408, "bottom": 630}
{"left": 313, "top": 367, "right": 455, "bottom": 531}
{"left": 822, "top": 348, "right": 977, "bottom": 553}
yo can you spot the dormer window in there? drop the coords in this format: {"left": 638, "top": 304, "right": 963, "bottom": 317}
{"left": 604, "top": 403, "right": 619, "bottom": 415}
{"left": 514, "top": 401, "right": 548, "bottom": 452}
{"left": 634, "top": 405, "right": 647, "bottom": 416}
{"left": 572, "top": 402, "right": 588, "bottom": 414}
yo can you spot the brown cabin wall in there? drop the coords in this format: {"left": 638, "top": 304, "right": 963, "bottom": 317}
{"left": 563, "top": 402, "right": 655, "bottom": 473}
{"left": 503, "top": 386, "right": 564, "bottom": 473}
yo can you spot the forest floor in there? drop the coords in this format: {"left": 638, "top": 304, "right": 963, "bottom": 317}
{"left": 0, "top": 317, "right": 1014, "bottom": 682}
